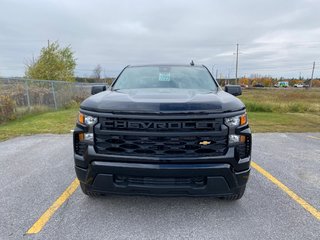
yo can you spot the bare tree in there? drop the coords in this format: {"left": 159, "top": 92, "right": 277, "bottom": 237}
{"left": 92, "top": 64, "right": 102, "bottom": 81}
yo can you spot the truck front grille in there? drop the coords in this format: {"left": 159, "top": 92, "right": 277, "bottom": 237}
{"left": 95, "top": 134, "right": 227, "bottom": 156}
{"left": 94, "top": 116, "right": 228, "bottom": 157}
{"left": 114, "top": 176, "right": 206, "bottom": 187}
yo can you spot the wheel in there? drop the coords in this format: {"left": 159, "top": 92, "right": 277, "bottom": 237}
{"left": 80, "top": 182, "right": 101, "bottom": 197}
{"left": 219, "top": 186, "right": 246, "bottom": 200}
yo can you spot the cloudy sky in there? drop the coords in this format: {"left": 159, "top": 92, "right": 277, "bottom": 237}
{"left": 0, "top": 0, "right": 319, "bottom": 78}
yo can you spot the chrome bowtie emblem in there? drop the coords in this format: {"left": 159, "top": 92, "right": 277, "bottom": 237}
{"left": 199, "top": 141, "right": 211, "bottom": 145}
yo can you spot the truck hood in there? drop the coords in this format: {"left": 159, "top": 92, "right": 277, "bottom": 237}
{"left": 80, "top": 88, "right": 245, "bottom": 113}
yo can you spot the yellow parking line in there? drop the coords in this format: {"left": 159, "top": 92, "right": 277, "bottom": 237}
{"left": 307, "top": 135, "right": 320, "bottom": 140}
{"left": 26, "top": 178, "right": 80, "bottom": 234}
{"left": 25, "top": 162, "right": 320, "bottom": 234}
{"left": 251, "top": 162, "right": 320, "bottom": 221}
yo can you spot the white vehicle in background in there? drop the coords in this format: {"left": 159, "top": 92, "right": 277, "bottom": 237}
{"left": 274, "top": 81, "right": 288, "bottom": 88}
{"left": 294, "top": 84, "right": 304, "bottom": 88}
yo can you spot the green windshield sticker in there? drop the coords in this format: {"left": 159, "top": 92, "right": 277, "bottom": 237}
{"left": 159, "top": 72, "right": 171, "bottom": 81}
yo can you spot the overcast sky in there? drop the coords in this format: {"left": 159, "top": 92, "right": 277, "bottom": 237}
{"left": 0, "top": 0, "right": 319, "bottom": 78}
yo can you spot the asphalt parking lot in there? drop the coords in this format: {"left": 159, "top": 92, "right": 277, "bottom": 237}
{"left": 0, "top": 133, "right": 319, "bottom": 240}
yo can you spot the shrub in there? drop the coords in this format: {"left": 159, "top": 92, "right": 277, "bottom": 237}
{"left": 0, "top": 95, "right": 16, "bottom": 123}
{"left": 242, "top": 101, "right": 273, "bottom": 112}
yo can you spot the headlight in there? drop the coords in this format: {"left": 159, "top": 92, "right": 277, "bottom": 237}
{"left": 77, "top": 132, "right": 94, "bottom": 141}
{"left": 224, "top": 113, "right": 247, "bottom": 127}
{"left": 229, "top": 134, "right": 240, "bottom": 144}
{"left": 229, "top": 134, "right": 247, "bottom": 145}
{"left": 78, "top": 113, "right": 98, "bottom": 126}
{"left": 84, "top": 115, "right": 98, "bottom": 126}
{"left": 84, "top": 133, "right": 94, "bottom": 141}
{"left": 78, "top": 113, "right": 97, "bottom": 143}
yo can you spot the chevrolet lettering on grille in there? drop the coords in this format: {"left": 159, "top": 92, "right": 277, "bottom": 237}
{"left": 103, "top": 120, "right": 217, "bottom": 130}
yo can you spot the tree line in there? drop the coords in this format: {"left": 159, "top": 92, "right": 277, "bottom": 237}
{"left": 239, "top": 77, "right": 320, "bottom": 87}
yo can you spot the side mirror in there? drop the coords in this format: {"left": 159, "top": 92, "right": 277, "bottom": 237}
{"left": 225, "top": 85, "right": 242, "bottom": 96}
{"left": 91, "top": 85, "right": 106, "bottom": 95}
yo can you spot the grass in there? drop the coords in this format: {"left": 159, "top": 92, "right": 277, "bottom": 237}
{"left": 240, "top": 88, "right": 320, "bottom": 132}
{"left": 0, "top": 108, "right": 78, "bottom": 141}
{"left": 239, "top": 88, "right": 320, "bottom": 113}
{"left": 1, "top": 88, "right": 319, "bottom": 141}
{"left": 248, "top": 112, "right": 320, "bottom": 132}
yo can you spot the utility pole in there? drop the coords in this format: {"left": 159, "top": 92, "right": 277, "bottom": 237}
{"left": 235, "top": 43, "right": 239, "bottom": 85}
{"left": 310, "top": 61, "right": 315, "bottom": 88}
{"left": 216, "top": 69, "right": 218, "bottom": 80}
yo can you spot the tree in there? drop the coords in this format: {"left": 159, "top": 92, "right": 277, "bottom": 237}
{"left": 92, "top": 64, "right": 102, "bottom": 81}
{"left": 239, "top": 77, "right": 249, "bottom": 85}
{"left": 25, "top": 41, "right": 76, "bottom": 81}
{"left": 312, "top": 79, "right": 320, "bottom": 87}
{"left": 289, "top": 79, "right": 304, "bottom": 87}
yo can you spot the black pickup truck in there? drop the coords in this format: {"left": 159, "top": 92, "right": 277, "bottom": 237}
{"left": 73, "top": 64, "right": 251, "bottom": 200}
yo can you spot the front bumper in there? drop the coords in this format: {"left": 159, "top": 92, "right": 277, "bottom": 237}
{"left": 74, "top": 144, "right": 251, "bottom": 196}
{"left": 76, "top": 161, "right": 250, "bottom": 196}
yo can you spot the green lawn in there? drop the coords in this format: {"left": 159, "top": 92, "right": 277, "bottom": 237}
{"left": 248, "top": 112, "right": 320, "bottom": 132}
{"left": 0, "top": 108, "right": 78, "bottom": 141}
{"left": 239, "top": 88, "right": 320, "bottom": 113}
{"left": 1, "top": 108, "right": 319, "bottom": 141}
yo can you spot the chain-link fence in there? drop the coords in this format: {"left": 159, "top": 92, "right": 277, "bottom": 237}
{"left": 0, "top": 78, "right": 106, "bottom": 123}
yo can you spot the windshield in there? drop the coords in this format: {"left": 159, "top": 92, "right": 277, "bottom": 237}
{"left": 113, "top": 66, "right": 218, "bottom": 91}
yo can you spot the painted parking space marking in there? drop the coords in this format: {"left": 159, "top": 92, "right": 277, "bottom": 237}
{"left": 26, "top": 161, "right": 320, "bottom": 235}
{"left": 26, "top": 178, "right": 80, "bottom": 234}
{"left": 251, "top": 161, "right": 320, "bottom": 221}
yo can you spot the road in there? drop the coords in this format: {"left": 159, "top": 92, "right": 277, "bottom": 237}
{"left": 0, "top": 133, "right": 319, "bottom": 240}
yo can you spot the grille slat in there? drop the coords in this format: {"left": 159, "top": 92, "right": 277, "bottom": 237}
{"left": 114, "top": 176, "right": 206, "bottom": 187}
